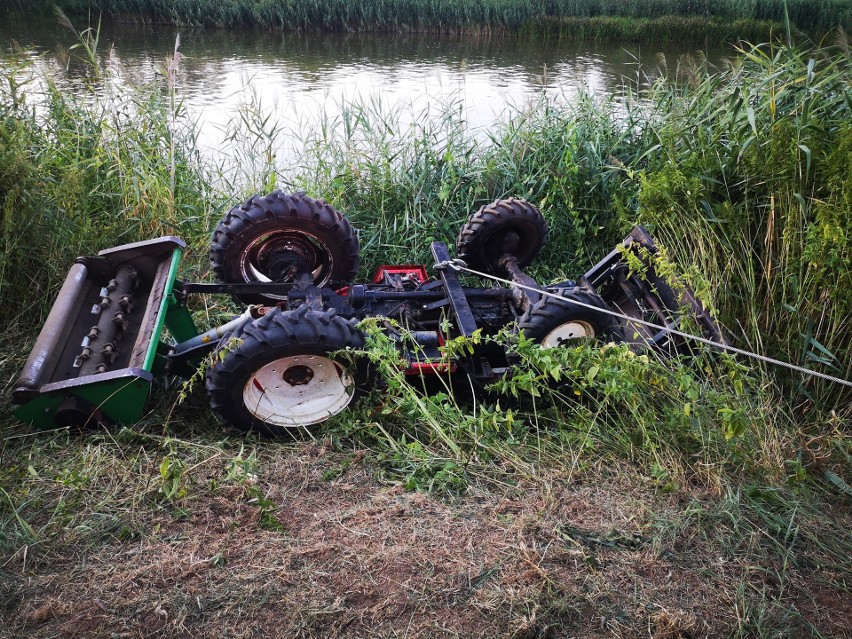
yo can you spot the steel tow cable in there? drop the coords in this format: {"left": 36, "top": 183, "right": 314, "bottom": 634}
{"left": 434, "top": 259, "right": 852, "bottom": 389}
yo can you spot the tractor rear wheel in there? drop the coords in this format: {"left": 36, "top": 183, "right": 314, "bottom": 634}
{"left": 205, "top": 305, "right": 369, "bottom": 436}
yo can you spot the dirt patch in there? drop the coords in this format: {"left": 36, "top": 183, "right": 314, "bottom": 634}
{"left": 2, "top": 444, "right": 849, "bottom": 638}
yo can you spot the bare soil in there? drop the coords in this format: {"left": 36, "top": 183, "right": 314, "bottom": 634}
{"left": 2, "top": 442, "right": 850, "bottom": 639}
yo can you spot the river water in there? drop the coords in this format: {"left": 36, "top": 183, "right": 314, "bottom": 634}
{"left": 2, "top": 19, "right": 725, "bottom": 170}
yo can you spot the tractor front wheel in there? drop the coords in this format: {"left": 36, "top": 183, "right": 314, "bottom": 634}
{"left": 456, "top": 198, "right": 548, "bottom": 276}
{"left": 516, "top": 288, "right": 623, "bottom": 347}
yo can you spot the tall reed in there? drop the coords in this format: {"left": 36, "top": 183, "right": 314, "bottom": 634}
{"left": 12, "top": 0, "right": 851, "bottom": 33}
{"left": 1, "top": 30, "right": 850, "bottom": 636}
{"left": 632, "top": 39, "right": 851, "bottom": 410}
{"left": 1, "top": 21, "right": 849, "bottom": 450}
{"left": 522, "top": 16, "right": 785, "bottom": 43}
{"left": 0, "top": 48, "right": 210, "bottom": 330}
{"left": 2, "top": 35, "right": 848, "bottom": 412}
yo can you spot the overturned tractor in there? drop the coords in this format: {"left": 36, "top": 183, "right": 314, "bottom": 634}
{"left": 13, "top": 191, "right": 725, "bottom": 435}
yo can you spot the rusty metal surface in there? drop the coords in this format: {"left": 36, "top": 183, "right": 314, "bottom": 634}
{"left": 13, "top": 262, "right": 90, "bottom": 402}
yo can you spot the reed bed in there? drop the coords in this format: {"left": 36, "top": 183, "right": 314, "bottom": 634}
{"left": 522, "top": 15, "right": 785, "bottom": 42}
{"left": 8, "top": 0, "right": 851, "bottom": 33}
{"left": 1, "top": 32, "right": 848, "bottom": 428}
{"left": 281, "top": 39, "right": 851, "bottom": 413}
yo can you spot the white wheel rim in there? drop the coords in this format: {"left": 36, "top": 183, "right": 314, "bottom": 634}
{"left": 243, "top": 354, "right": 354, "bottom": 427}
{"left": 541, "top": 320, "right": 596, "bottom": 348}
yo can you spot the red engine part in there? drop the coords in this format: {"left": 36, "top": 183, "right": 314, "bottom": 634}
{"left": 372, "top": 265, "right": 430, "bottom": 286}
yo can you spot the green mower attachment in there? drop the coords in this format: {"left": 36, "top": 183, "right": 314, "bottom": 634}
{"left": 13, "top": 237, "right": 197, "bottom": 429}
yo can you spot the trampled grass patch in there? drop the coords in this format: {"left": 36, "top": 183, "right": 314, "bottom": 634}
{"left": 2, "top": 426, "right": 849, "bottom": 637}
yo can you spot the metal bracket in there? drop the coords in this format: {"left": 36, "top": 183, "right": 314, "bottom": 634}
{"left": 433, "top": 258, "right": 467, "bottom": 272}
{"left": 430, "top": 242, "right": 478, "bottom": 337}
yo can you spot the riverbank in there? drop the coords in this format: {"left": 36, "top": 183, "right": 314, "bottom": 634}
{"left": 522, "top": 15, "right": 785, "bottom": 43}
{"left": 5, "top": 0, "right": 850, "bottom": 36}
{"left": 1, "top": 31, "right": 850, "bottom": 639}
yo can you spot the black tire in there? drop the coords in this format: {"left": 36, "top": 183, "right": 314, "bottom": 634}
{"left": 456, "top": 198, "right": 548, "bottom": 275}
{"left": 210, "top": 191, "right": 359, "bottom": 304}
{"left": 516, "top": 287, "right": 623, "bottom": 347}
{"left": 205, "top": 305, "right": 369, "bottom": 436}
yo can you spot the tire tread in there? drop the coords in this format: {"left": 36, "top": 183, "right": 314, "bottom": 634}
{"left": 210, "top": 190, "right": 359, "bottom": 304}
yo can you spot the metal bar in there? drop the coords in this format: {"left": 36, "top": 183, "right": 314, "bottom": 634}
{"left": 170, "top": 310, "right": 252, "bottom": 360}
{"left": 181, "top": 282, "right": 297, "bottom": 295}
{"left": 582, "top": 225, "right": 658, "bottom": 287}
{"left": 422, "top": 298, "right": 450, "bottom": 311}
{"left": 362, "top": 288, "right": 511, "bottom": 302}
{"left": 181, "top": 281, "right": 513, "bottom": 302}
{"left": 431, "top": 242, "right": 478, "bottom": 337}
{"left": 142, "top": 249, "right": 184, "bottom": 372}
{"left": 501, "top": 256, "right": 540, "bottom": 311}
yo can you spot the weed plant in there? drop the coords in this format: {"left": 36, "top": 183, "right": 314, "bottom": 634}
{"left": 632, "top": 40, "right": 852, "bottom": 411}
{"left": 284, "top": 39, "right": 851, "bottom": 415}
{"left": 1, "top": 29, "right": 848, "bottom": 447}
{"left": 0, "top": 67, "right": 209, "bottom": 326}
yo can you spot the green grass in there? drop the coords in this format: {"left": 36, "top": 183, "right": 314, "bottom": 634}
{"left": 0, "top": 25, "right": 851, "bottom": 638}
{"left": 4, "top": 0, "right": 850, "bottom": 33}
{"left": 521, "top": 15, "right": 787, "bottom": 42}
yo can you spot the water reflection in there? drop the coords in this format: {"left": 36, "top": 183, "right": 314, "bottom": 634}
{"left": 1, "top": 18, "right": 726, "bottom": 168}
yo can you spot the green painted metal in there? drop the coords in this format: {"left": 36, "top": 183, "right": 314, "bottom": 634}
{"left": 151, "top": 342, "right": 173, "bottom": 377}
{"left": 13, "top": 374, "right": 153, "bottom": 427}
{"left": 14, "top": 394, "right": 67, "bottom": 427}
{"left": 143, "top": 248, "right": 187, "bottom": 371}
{"left": 14, "top": 244, "right": 196, "bottom": 429}
{"left": 165, "top": 294, "right": 199, "bottom": 344}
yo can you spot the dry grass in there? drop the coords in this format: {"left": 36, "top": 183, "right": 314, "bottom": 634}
{"left": 2, "top": 434, "right": 849, "bottom": 639}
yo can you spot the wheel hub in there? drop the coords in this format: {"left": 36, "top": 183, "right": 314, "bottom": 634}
{"left": 241, "top": 231, "right": 334, "bottom": 287}
{"left": 542, "top": 320, "right": 596, "bottom": 348}
{"left": 243, "top": 354, "right": 353, "bottom": 427}
{"left": 282, "top": 364, "right": 314, "bottom": 386}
